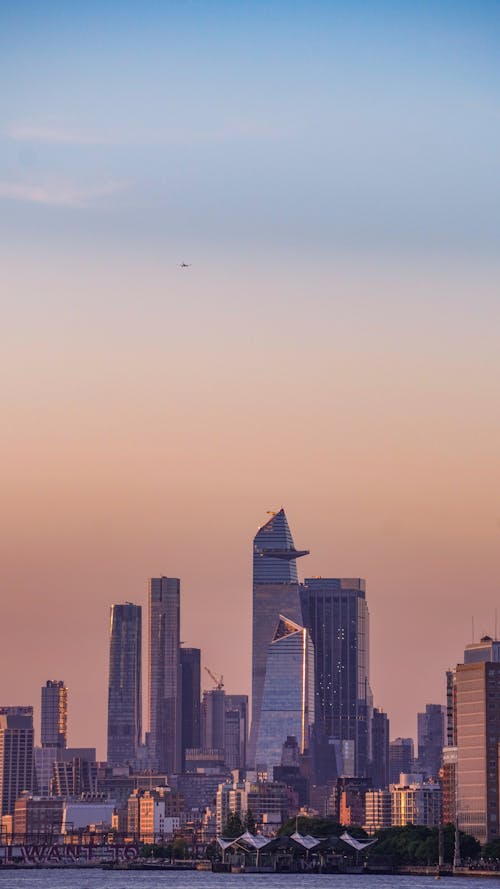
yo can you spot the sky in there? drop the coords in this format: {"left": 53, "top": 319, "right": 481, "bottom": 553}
{"left": 0, "top": 1, "right": 499, "bottom": 758}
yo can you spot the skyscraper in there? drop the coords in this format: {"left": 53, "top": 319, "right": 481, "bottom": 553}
{"left": 254, "top": 615, "right": 314, "bottom": 777}
{"left": 225, "top": 695, "right": 248, "bottom": 771}
{"left": 0, "top": 707, "right": 34, "bottom": 818}
{"left": 249, "top": 509, "right": 308, "bottom": 766}
{"left": 201, "top": 689, "right": 226, "bottom": 751}
{"left": 107, "top": 603, "right": 142, "bottom": 766}
{"left": 300, "top": 577, "right": 371, "bottom": 778}
{"left": 370, "top": 708, "right": 390, "bottom": 789}
{"left": 148, "top": 577, "right": 182, "bottom": 773}
{"left": 456, "top": 660, "right": 500, "bottom": 844}
{"left": 417, "top": 704, "right": 445, "bottom": 779}
{"left": 180, "top": 647, "right": 201, "bottom": 769}
{"left": 41, "top": 681, "right": 68, "bottom": 749}
{"left": 389, "top": 737, "right": 414, "bottom": 785}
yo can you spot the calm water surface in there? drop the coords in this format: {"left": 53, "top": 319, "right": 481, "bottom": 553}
{"left": 0, "top": 874, "right": 498, "bottom": 889}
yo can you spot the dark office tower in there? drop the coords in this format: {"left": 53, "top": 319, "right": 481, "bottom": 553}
{"left": 41, "top": 681, "right": 68, "bottom": 749}
{"left": 370, "top": 709, "right": 390, "bottom": 789}
{"left": 0, "top": 707, "right": 34, "bottom": 818}
{"left": 300, "top": 578, "right": 371, "bottom": 778}
{"left": 249, "top": 509, "right": 309, "bottom": 766}
{"left": 389, "top": 737, "right": 414, "bottom": 785}
{"left": 148, "top": 577, "right": 182, "bottom": 773}
{"left": 180, "top": 648, "right": 201, "bottom": 768}
{"left": 201, "top": 689, "right": 226, "bottom": 750}
{"left": 225, "top": 695, "right": 248, "bottom": 770}
{"left": 417, "top": 704, "right": 445, "bottom": 779}
{"left": 456, "top": 661, "right": 500, "bottom": 844}
{"left": 107, "top": 603, "right": 142, "bottom": 766}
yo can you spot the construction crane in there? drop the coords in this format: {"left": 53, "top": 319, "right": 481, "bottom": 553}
{"left": 204, "top": 666, "right": 224, "bottom": 690}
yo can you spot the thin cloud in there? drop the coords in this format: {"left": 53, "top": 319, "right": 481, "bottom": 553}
{"left": 7, "top": 117, "right": 290, "bottom": 147}
{"left": 0, "top": 180, "right": 127, "bottom": 208}
{"left": 7, "top": 123, "right": 113, "bottom": 145}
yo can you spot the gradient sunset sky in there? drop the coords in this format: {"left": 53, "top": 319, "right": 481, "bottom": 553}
{"left": 1, "top": 1, "right": 499, "bottom": 757}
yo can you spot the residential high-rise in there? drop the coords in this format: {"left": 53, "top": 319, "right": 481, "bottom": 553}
{"left": 249, "top": 509, "right": 309, "bottom": 766}
{"left": 300, "top": 577, "right": 371, "bottom": 778}
{"left": 370, "top": 708, "right": 390, "bottom": 789}
{"left": 254, "top": 615, "right": 314, "bottom": 778}
{"left": 456, "top": 660, "right": 500, "bottom": 844}
{"left": 417, "top": 704, "right": 445, "bottom": 779}
{"left": 389, "top": 737, "right": 414, "bottom": 785}
{"left": 107, "top": 603, "right": 142, "bottom": 766}
{"left": 148, "top": 577, "right": 182, "bottom": 773}
{"left": 41, "top": 681, "right": 68, "bottom": 749}
{"left": 0, "top": 707, "right": 34, "bottom": 818}
{"left": 180, "top": 647, "right": 201, "bottom": 769}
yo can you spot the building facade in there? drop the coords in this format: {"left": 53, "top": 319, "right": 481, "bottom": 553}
{"left": 371, "top": 708, "right": 390, "bottom": 789}
{"left": 0, "top": 707, "right": 34, "bottom": 818}
{"left": 254, "top": 615, "right": 314, "bottom": 778}
{"left": 107, "top": 603, "right": 142, "bottom": 766}
{"left": 180, "top": 647, "right": 201, "bottom": 768}
{"left": 389, "top": 737, "right": 414, "bottom": 785}
{"left": 456, "top": 660, "right": 500, "bottom": 844}
{"left": 249, "top": 510, "right": 308, "bottom": 767}
{"left": 41, "top": 681, "right": 68, "bottom": 749}
{"left": 300, "top": 577, "right": 371, "bottom": 778}
{"left": 417, "top": 704, "right": 445, "bottom": 779}
{"left": 148, "top": 577, "right": 182, "bottom": 773}
{"left": 225, "top": 695, "right": 248, "bottom": 771}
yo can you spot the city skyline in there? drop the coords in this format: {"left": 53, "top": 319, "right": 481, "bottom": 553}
{"left": 1, "top": 1, "right": 499, "bottom": 760}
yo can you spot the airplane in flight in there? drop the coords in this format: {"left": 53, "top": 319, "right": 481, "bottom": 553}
{"left": 179, "top": 262, "right": 191, "bottom": 268}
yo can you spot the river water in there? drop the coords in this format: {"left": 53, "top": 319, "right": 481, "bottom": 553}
{"left": 0, "top": 874, "right": 497, "bottom": 889}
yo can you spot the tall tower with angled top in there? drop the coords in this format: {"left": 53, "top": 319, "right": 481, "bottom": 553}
{"left": 248, "top": 509, "right": 309, "bottom": 766}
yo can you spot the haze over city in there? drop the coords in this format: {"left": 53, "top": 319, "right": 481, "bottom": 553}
{"left": 1, "top": 0, "right": 500, "bottom": 761}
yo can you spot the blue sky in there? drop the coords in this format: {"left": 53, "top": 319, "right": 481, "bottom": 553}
{"left": 2, "top": 0, "right": 499, "bottom": 255}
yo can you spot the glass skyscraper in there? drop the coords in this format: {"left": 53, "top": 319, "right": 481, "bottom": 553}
{"left": 249, "top": 509, "right": 308, "bottom": 766}
{"left": 300, "top": 577, "right": 371, "bottom": 778}
{"left": 254, "top": 615, "right": 314, "bottom": 777}
{"left": 148, "top": 577, "right": 182, "bottom": 774}
{"left": 107, "top": 603, "right": 142, "bottom": 766}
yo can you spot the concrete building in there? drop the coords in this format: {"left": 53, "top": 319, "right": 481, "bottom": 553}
{"left": 456, "top": 660, "right": 500, "bottom": 844}
{"left": 107, "top": 603, "right": 142, "bottom": 767}
{"left": 0, "top": 707, "right": 34, "bottom": 818}
{"left": 13, "top": 793, "right": 64, "bottom": 842}
{"left": 249, "top": 510, "right": 308, "bottom": 767}
{"left": 148, "top": 577, "right": 182, "bottom": 773}
{"left": 364, "top": 789, "right": 392, "bottom": 835}
{"left": 300, "top": 577, "right": 371, "bottom": 779}
{"left": 41, "top": 681, "right": 68, "bottom": 749}
{"left": 391, "top": 776, "right": 442, "bottom": 827}
{"left": 464, "top": 636, "right": 500, "bottom": 664}
{"left": 127, "top": 788, "right": 180, "bottom": 842}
